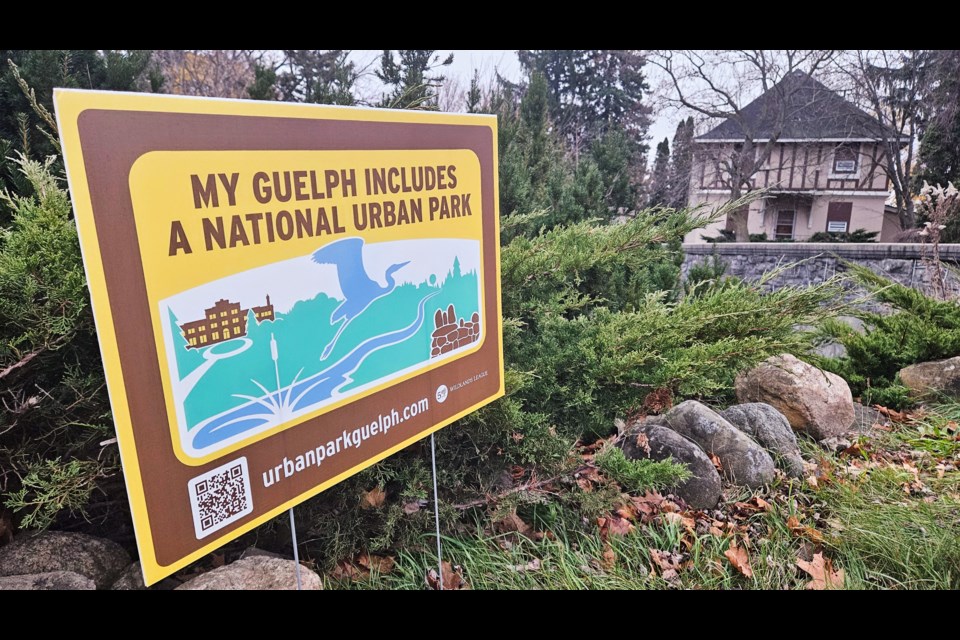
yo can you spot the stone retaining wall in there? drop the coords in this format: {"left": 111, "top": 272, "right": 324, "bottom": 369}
{"left": 682, "top": 243, "right": 960, "bottom": 311}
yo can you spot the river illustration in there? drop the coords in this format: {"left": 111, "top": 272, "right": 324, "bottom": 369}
{"left": 158, "top": 237, "right": 483, "bottom": 458}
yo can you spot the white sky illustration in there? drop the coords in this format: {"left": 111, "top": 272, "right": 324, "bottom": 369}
{"left": 161, "top": 238, "right": 480, "bottom": 320}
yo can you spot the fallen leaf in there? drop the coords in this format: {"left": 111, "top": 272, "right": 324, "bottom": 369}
{"left": 426, "top": 561, "right": 468, "bottom": 590}
{"left": 661, "top": 511, "right": 695, "bottom": 533}
{"left": 616, "top": 504, "right": 637, "bottom": 522}
{"left": 724, "top": 542, "right": 754, "bottom": 578}
{"left": 402, "top": 501, "right": 422, "bottom": 515}
{"left": 493, "top": 512, "right": 533, "bottom": 537}
{"left": 806, "top": 475, "right": 819, "bottom": 489}
{"left": 786, "top": 515, "right": 825, "bottom": 544}
{"left": 357, "top": 553, "right": 395, "bottom": 575}
{"left": 331, "top": 559, "right": 363, "bottom": 581}
{"left": 634, "top": 432, "right": 652, "bottom": 456}
{"left": 361, "top": 486, "right": 386, "bottom": 509}
{"left": 608, "top": 517, "right": 634, "bottom": 536}
{"left": 648, "top": 548, "right": 683, "bottom": 581}
{"left": 510, "top": 558, "right": 541, "bottom": 573}
{"left": 755, "top": 497, "right": 772, "bottom": 512}
{"left": 600, "top": 545, "right": 616, "bottom": 570}
{"left": 709, "top": 453, "right": 724, "bottom": 473}
{"left": 796, "top": 552, "right": 844, "bottom": 590}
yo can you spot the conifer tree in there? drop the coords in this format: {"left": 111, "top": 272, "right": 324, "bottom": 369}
{"left": 647, "top": 138, "right": 671, "bottom": 208}
{"left": 668, "top": 116, "right": 694, "bottom": 210}
{"left": 376, "top": 50, "right": 453, "bottom": 109}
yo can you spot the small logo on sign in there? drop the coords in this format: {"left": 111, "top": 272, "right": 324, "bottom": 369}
{"left": 436, "top": 384, "right": 449, "bottom": 404}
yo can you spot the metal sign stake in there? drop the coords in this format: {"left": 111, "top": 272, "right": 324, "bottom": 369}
{"left": 430, "top": 432, "right": 443, "bottom": 590}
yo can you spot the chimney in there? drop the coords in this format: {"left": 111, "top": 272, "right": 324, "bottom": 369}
{"left": 266, "top": 294, "right": 271, "bottom": 306}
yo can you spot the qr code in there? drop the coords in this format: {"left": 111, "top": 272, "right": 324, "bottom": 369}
{"left": 188, "top": 457, "right": 253, "bottom": 540}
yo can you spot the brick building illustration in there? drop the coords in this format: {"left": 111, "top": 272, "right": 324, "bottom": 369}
{"left": 180, "top": 295, "right": 274, "bottom": 349}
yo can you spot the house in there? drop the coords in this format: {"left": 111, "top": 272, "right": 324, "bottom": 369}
{"left": 179, "top": 295, "right": 275, "bottom": 349}
{"left": 686, "top": 70, "right": 907, "bottom": 243}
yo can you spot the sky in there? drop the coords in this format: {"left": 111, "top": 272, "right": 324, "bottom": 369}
{"left": 349, "top": 50, "right": 679, "bottom": 158}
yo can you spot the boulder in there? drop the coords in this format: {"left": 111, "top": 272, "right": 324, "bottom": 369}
{"left": 899, "top": 356, "right": 960, "bottom": 398}
{"left": 0, "top": 531, "right": 129, "bottom": 589}
{"left": 175, "top": 555, "right": 322, "bottom": 590}
{"left": 110, "top": 563, "right": 146, "bottom": 590}
{"left": 617, "top": 420, "right": 721, "bottom": 510}
{"left": 735, "top": 354, "right": 855, "bottom": 441}
{"left": 663, "top": 401, "right": 776, "bottom": 489}
{"left": 721, "top": 403, "right": 804, "bottom": 478}
{"left": 848, "top": 402, "right": 887, "bottom": 433}
{"left": 0, "top": 571, "right": 95, "bottom": 590}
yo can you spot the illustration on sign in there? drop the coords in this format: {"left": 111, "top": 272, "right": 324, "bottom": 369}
{"left": 162, "top": 237, "right": 482, "bottom": 457}
{"left": 55, "top": 90, "right": 503, "bottom": 586}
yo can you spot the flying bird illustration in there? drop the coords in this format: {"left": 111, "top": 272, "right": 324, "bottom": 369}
{"left": 312, "top": 238, "right": 410, "bottom": 360}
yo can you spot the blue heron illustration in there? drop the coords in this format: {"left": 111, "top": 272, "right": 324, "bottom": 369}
{"left": 312, "top": 237, "right": 410, "bottom": 360}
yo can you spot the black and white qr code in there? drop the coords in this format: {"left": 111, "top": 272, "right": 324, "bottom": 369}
{"left": 187, "top": 457, "right": 253, "bottom": 540}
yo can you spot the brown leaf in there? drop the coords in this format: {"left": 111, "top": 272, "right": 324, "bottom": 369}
{"left": 357, "top": 553, "right": 395, "bottom": 575}
{"left": 402, "top": 501, "right": 422, "bottom": 515}
{"left": 806, "top": 475, "right": 819, "bottom": 489}
{"left": 361, "top": 486, "right": 386, "bottom": 509}
{"left": 616, "top": 504, "right": 637, "bottom": 522}
{"left": 331, "top": 559, "right": 364, "bottom": 581}
{"left": 648, "top": 548, "right": 683, "bottom": 581}
{"left": 510, "top": 558, "right": 541, "bottom": 572}
{"left": 796, "top": 552, "right": 845, "bottom": 590}
{"left": 786, "top": 515, "right": 825, "bottom": 544}
{"left": 426, "top": 561, "right": 468, "bottom": 590}
{"left": 661, "top": 511, "right": 695, "bottom": 534}
{"left": 724, "top": 542, "right": 754, "bottom": 578}
{"left": 600, "top": 545, "right": 616, "bottom": 570}
{"left": 606, "top": 516, "right": 633, "bottom": 536}
{"left": 755, "top": 497, "right": 772, "bottom": 512}
{"left": 493, "top": 512, "right": 533, "bottom": 537}
{"left": 709, "top": 453, "right": 724, "bottom": 473}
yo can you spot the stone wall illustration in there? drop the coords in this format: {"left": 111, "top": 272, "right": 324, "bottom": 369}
{"left": 431, "top": 304, "right": 480, "bottom": 357}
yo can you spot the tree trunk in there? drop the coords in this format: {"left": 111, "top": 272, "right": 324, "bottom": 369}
{"left": 728, "top": 175, "right": 749, "bottom": 241}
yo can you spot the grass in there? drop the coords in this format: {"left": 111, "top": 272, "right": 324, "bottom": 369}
{"left": 319, "top": 402, "right": 960, "bottom": 590}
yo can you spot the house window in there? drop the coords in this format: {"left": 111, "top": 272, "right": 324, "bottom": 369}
{"left": 833, "top": 144, "right": 858, "bottom": 174}
{"left": 826, "top": 202, "right": 852, "bottom": 234}
{"left": 775, "top": 210, "right": 796, "bottom": 240}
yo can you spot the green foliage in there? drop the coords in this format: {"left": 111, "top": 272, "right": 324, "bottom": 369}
{"left": 376, "top": 50, "right": 453, "bottom": 109}
{"left": 823, "top": 464, "right": 960, "bottom": 589}
{"left": 703, "top": 229, "right": 768, "bottom": 243}
{"left": 808, "top": 228, "right": 878, "bottom": 243}
{"left": 684, "top": 252, "right": 731, "bottom": 297}
{"left": 492, "top": 75, "right": 642, "bottom": 240}
{"left": 1, "top": 51, "right": 158, "bottom": 219}
{"left": 816, "top": 264, "right": 960, "bottom": 408}
{"left": 517, "top": 50, "right": 651, "bottom": 144}
{"left": 595, "top": 446, "right": 690, "bottom": 493}
{"left": 4, "top": 458, "right": 101, "bottom": 529}
{"left": 647, "top": 137, "right": 670, "bottom": 208}
{"left": 0, "top": 156, "right": 115, "bottom": 530}
{"left": 274, "top": 50, "right": 356, "bottom": 105}
{"left": 915, "top": 51, "right": 960, "bottom": 225}
{"left": 668, "top": 117, "right": 694, "bottom": 210}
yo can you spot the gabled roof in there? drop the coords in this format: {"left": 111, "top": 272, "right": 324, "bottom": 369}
{"left": 696, "top": 70, "right": 895, "bottom": 142}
